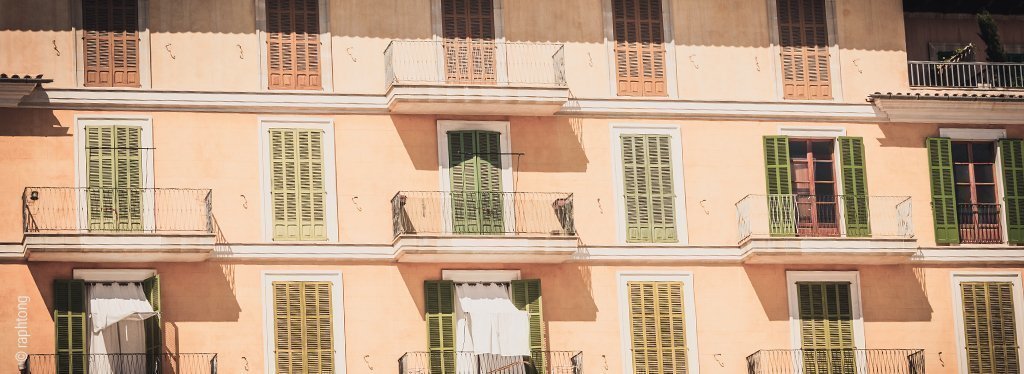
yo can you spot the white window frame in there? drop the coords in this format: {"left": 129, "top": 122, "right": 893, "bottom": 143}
{"left": 765, "top": 0, "right": 844, "bottom": 101}
{"left": 430, "top": 0, "right": 507, "bottom": 83}
{"left": 617, "top": 271, "right": 700, "bottom": 374}
{"left": 71, "top": 0, "right": 153, "bottom": 89}
{"left": 786, "top": 271, "right": 866, "bottom": 350}
{"left": 436, "top": 120, "right": 515, "bottom": 234}
{"left": 261, "top": 270, "right": 347, "bottom": 374}
{"left": 442, "top": 269, "right": 520, "bottom": 282}
{"left": 73, "top": 115, "right": 156, "bottom": 232}
{"left": 951, "top": 272, "right": 1024, "bottom": 374}
{"left": 601, "top": 0, "right": 679, "bottom": 98}
{"left": 939, "top": 128, "right": 1011, "bottom": 244}
{"left": 257, "top": 117, "right": 340, "bottom": 242}
{"left": 254, "top": 0, "right": 334, "bottom": 92}
{"left": 609, "top": 124, "right": 689, "bottom": 245}
{"left": 74, "top": 268, "right": 156, "bottom": 282}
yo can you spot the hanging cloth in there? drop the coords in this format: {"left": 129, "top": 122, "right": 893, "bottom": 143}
{"left": 454, "top": 283, "right": 530, "bottom": 357}
{"left": 87, "top": 283, "right": 157, "bottom": 333}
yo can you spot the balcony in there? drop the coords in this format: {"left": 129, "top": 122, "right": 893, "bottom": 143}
{"left": 22, "top": 187, "right": 216, "bottom": 262}
{"left": 908, "top": 61, "right": 1024, "bottom": 90}
{"left": 398, "top": 351, "right": 582, "bottom": 374}
{"left": 21, "top": 353, "right": 217, "bottom": 374}
{"left": 735, "top": 195, "right": 917, "bottom": 264}
{"left": 746, "top": 349, "right": 924, "bottom": 374}
{"left": 390, "top": 191, "right": 578, "bottom": 263}
{"left": 957, "top": 202, "right": 1004, "bottom": 244}
{"left": 384, "top": 40, "right": 568, "bottom": 116}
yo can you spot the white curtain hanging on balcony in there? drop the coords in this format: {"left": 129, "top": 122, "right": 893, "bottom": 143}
{"left": 87, "top": 283, "right": 155, "bottom": 372}
{"left": 87, "top": 282, "right": 157, "bottom": 332}
{"left": 454, "top": 283, "right": 530, "bottom": 358}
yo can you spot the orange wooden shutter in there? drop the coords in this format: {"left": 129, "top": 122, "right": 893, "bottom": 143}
{"left": 267, "top": 0, "right": 322, "bottom": 90}
{"left": 442, "top": 0, "right": 497, "bottom": 84}
{"left": 612, "top": 0, "right": 666, "bottom": 97}
{"left": 82, "top": 0, "right": 140, "bottom": 88}
{"left": 777, "top": 0, "right": 831, "bottom": 100}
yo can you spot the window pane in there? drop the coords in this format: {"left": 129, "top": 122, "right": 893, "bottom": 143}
{"left": 789, "top": 141, "right": 808, "bottom": 158}
{"left": 792, "top": 163, "right": 810, "bottom": 183}
{"left": 954, "top": 165, "right": 971, "bottom": 182}
{"left": 973, "top": 142, "right": 996, "bottom": 163}
{"left": 811, "top": 141, "right": 833, "bottom": 160}
{"left": 814, "top": 162, "right": 834, "bottom": 181}
{"left": 952, "top": 142, "right": 970, "bottom": 162}
{"left": 815, "top": 183, "right": 836, "bottom": 196}
{"left": 977, "top": 186, "right": 997, "bottom": 203}
{"left": 956, "top": 186, "right": 972, "bottom": 203}
{"left": 975, "top": 165, "right": 995, "bottom": 183}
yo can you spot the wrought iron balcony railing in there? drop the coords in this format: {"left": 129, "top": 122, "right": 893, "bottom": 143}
{"left": 736, "top": 194, "right": 914, "bottom": 241}
{"left": 384, "top": 40, "right": 567, "bottom": 88}
{"left": 908, "top": 61, "right": 1024, "bottom": 89}
{"left": 23, "top": 187, "right": 214, "bottom": 234}
{"left": 398, "top": 351, "right": 582, "bottom": 374}
{"left": 746, "top": 349, "right": 925, "bottom": 374}
{"left": 957, "top": 202, "right": 1003, "bottom": 244}
{"left": 392, "top": 191, "right": 575, "bottom": 238}
{"left": 20, "top": 353, "right": 218, "bottom": 374}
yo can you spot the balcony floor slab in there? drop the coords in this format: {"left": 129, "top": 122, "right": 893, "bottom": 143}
{"left": 24, "top": 233, "right": 216, "bottom": 262}
{"left": 394, "top": 234, "right": 579, "bottom": 263}
{"left": 740, "top": 237, "right": 919, "bottom": 264}
{"left": 386, "top": 84, "right": 569, "bottom": 116}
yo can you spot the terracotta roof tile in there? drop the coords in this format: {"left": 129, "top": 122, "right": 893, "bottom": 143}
{"left": 868, "top": 91, "right": 1024, "bottom": 102}
{"left": 0, "top": 74, "right": 52, "bottom": 84}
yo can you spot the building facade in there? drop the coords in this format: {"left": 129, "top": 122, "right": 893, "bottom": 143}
{"left": 1, "top": 0, "right": 1023, "bottom": 373}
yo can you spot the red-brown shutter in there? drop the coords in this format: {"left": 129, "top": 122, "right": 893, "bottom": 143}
{"left": 442, "top": 0, "right": 497, "bottom": 84}
{"left": 777, "top": 0, "right": 831, "bottom": 100}
{"left": 267, "top": 0, "right": 322, "bottom": 90}
{"left": 82, "top": 0, "right": 140, "bottom": 88}
{"left": 612, "top": 0, "right": 666, "bottom": 97}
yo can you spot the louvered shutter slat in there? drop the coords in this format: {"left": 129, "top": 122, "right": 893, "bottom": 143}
{"left": 512, "top": 280, "right": 546, "bottom": 374}
{"left": 613, "top": 0, "right": 666, "bottom": 97}
{"left": 763, "top": 136, "right": 796, "bottom": 236}
{"left": 999, "top": 140, "right": 1024, "bottom": 245}
{"left": 838, "top": 137, "right": 871, "bottom": 237}
{"left": 442, "top": 0, "right": 496, "bottom": 84}
{"left": 797, "top": 282, "right": 855, "bottom": 373}
{"left": 628, "top": 281, "right": 688, "bottom": 374}
{"left": 143, "top": 275, "right": 162, "bottom": 374}
{"left": 777, "top": 0, "right": 831, "bottom": 99}
{"left": 82, "top": 0, "right": 139, "bottom": 87}
{"left": 273, "top": 281, "right": 334, "bottom": 374}
{"left": 927, "top": 138, "right": 960, "bottom": 244}
{"left": 448, "top": 131, "right": 504, "bottom": 234}
{"left": 267, "top": 0, "right": 321, "bottom": 90}
{"left": 622, "top": 134, "right": 677, "bottom": 243}
{"left": 271, "top": 129, "right": 327, "bottom": 241}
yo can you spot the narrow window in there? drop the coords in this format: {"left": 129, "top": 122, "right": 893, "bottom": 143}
{"left": 82, "top": 0, "right": 140, "bottom": 87}
{"left": 776, "top": 0, "right": 831, "bottom": 100}
{"left": 797, "top": 282, "right": 855, "bottom": 373}
{"left": 789, "top": 139, "right": 839, "bottom": 237}
{"left": 612, "top": 0, "right": 666, "bottom": 97}
{"left": 952, "top": 141, "right": 1001, "bottom": 244}
{"left": 448, "top": 131, "right": 504, "bottom": 234}
{"left": 621, "top": 134, "right": 677, "bottom": 243}
{"left": 272, "top": 281, "right": 335, "bottom": 373}
{"left": 627, "top": 281, "right": 688, "bottom": 374}
{"left": 961, "top": 282, "right": 1020, "bottom": 374}
{"left": 269, "top": 128, "right": 327, "bottom": 241}
{"left": 85, "top": 125, "right": 144, "bottom": 231}
{"left": 266, "top": 0, "right": 322, "bottom": 90}
{"left": 441, "top": 0, "right": 497, "bottom": 84}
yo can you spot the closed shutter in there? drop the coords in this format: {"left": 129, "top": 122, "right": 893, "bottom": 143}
{"left": 270, "top": 128, "right": 327, "bottom": 241}
{"left": 82, "top": 0, "right": 140, "bottom": 87}
{"left": 627, "top": 281, "right": 688, "bottom": 374}
{"left": 511, "top": 280, "right": 546, "bottom": 374}
{"left": 927, "top": 137, "right": 960, "bottom": 244}
{"left": 1000, "top": 139, "right": 1024, "bottom": 245}
{"left": 424, "top": 280, "right": 456, "bottom": 374}
{"left": 961, "top": 282, "right": 1020, "bottom": 374}
{"left": 776, "top": 0, "right": 831, "bottom": 100}
{"left": 442, "top": 0, "right": 497, "bottom": 84}
{"left": 612, "top": 0, "right": 667, "bottom": 97}
{"left": 448, "top": 131, "right": 504, "bottom": 234}
{"left": 763, "top": 136, "right": 796, "bottom": 236}
{"left": 621, "top": 134, "right": 678, "bottom": 243}
{"left": 266, "top": 0, "right": 322, "bottom": 90}
{"left": 838, "top": 137, "right": 871, "bottom": 237}
{"left": 54, "top": 279, "right": 87, "bottom": 374}
{"left": 797, "top": 282, "right": 856, "bottom": 374}
{"left": 143, "top": 275, "right": 162, "bottom": 374}
{"left": 273, "top": 281, "right": 334, "bottom": 374}
{"left": 86, "top": 125, "right": 143, "bottom": 232}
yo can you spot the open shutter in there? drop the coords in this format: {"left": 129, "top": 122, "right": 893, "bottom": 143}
{"left": 927, "top": 137, "right": 960, "bottom": 244}
{"left": 82, "top": 0, "right": 140, "bottom": 87}
{"left": 272, "top": 281, "right": 335, "bottom": 374}
{"left": 1000, "top": 139, "right": 1024, "bottom": 245}
{"left": 777, "top": 0, "right": 831, "bottom": 100}
{"left": 441, "top": 0, "right": 496, "bottom": 84}
{"left": 511, "top": 279, "right": 546, "bottom": 374}
{"left": 961, "top": 282, "right": 1020, "bottom": 374}
{"left": 612, "top": 0, "right": 666, "bottom": 97}
{"left": 797, "top": 282, "right": 855, "bottom": 373}
{"left": 425, "top": 280, "right": 456, "bottom": 374}
{"left": 266, "top": 0, "right": 322, "bottom": 90}
{"left": 448, "top": 131, "right": 504, "bottom": 234}
{"left": 143, "top": 275, "right": 162, "bottom": 374}
{"left": 627, "top": 281, "right": 688, "bottom": 374}
{"left": 764, "top": 136, "right": 795, "bottom": 236}
{"left": 54, "top": 279, "right": 87, "bottom": 374}
{"left": 621, "top": 135, "right": 677, "bottom": 243}
{"left": 838, "top": 137, "right": 871, "bottom": 237}
{"left": 270, "top": 129, "right": 326, "bottom": 241}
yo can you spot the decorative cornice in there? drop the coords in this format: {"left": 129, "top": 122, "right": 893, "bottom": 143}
{"left": 558, "top": 98, "right": 885, "bottom": 122}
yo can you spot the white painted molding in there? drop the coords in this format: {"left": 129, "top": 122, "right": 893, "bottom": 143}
{"left": 261, "top": 271, "right": 347, "bottom": 374}
{"left": 872, "top": 98, "right": 1024, "bottom": 125}
{"left": 950, "top": 272, "right": 1024, "bottom": 374}
{"left": 562, "top": 98, "right": 883, "bottom": 121}
{"left": 939, "top": 128, "right": 1008, "bottom": 141}
{"left": 778, "top": 125, "right": 847, "bottom": 137}
{"left": 786, "top": 271, "right": 866, "bottom": 351}
{"left": 73, "top": 269, "right": 156, "bottom": 282}
{"left": 442, "top": 270, "right": 520, "bottom": 282}
{"left": 617, "top": 271, "right": 700, "bottom": 374}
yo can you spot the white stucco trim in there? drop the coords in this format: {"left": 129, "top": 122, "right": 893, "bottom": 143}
{"left": 765, "top": 0, "right": 844, "bottom": 101}
{"left": 609, "top": 123, "right": 689, "bottom": 245}
{"left": 950, "top": 272, "right": 1024, "bottom": 374}
{"left": 601, "top": 0, "right": 679, "bottom": 98}
{"left": 254, "top": 0, "right": 334, "bottom": 92}
{"left": 436, "top": 120, "right": 515, "bottom": 233}
{"left": 261, "top": 271, "right": 347, "bottom": 374}
{"left": 71, "top": 0, "right": 153, "bottom": 89}
{"left": 73, "top": 268, "right": 156, "bottom": 282}
{"left": 257, "top": 117, "right": 340, "bottom": 242}
{"left": 778, "top": 125, "right": 847, "bottom": 138}
{"left": 938, "top": 128, "right": 1008, "bottom": 141}
{"left": 73, "top": 115, "right": 156, "bottom": 231}
{"left": 785, "top": 271, "right": 866, "bottom": 350}
{"left": 442, "top": 270, "right": 520, "bottom": 282}
{"left": 616, "top": 271, "right": 700, "bottom": 374}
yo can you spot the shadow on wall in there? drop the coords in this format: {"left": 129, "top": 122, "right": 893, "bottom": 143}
{"left": 744, "top": 264, "right": 933, "bottom": 322}
{"left": 0, "top": 108, "right": 68, "bottom": 137}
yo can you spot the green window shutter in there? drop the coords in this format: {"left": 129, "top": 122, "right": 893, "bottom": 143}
{"left": 424, "top": 280, "right": 456, "bottom": 374}
{"left": 86, "top": 125, "right": 143, "bottom": 232}
{"left": 927, "top": 137, "right": 961, "bottom": 244}
{"left": 143, "top": 275, "right": 162, "bottom": 374}
{"left": 763, "top": 136, "right": 795, "bottom": 237}
{"left": 797, "top": 282, "right": 856, "bottom": 374}
{"left": 621, "top": 134, "right": 678, "bottom": 243}
{"left": 272, "top": 281, "right": 335, "bottom": 374}
{"left": 1000, "top": 139, "right": 1024, "bottom": 245}
{"left": 448, "top": 131, "right": 504, "bottom": 234}
{"left": 961, "top": 282, "right": 1020, "bottom": 374}
{"left": 627, "top": 281, "right": 688, "bottom": 374}
{"left": 53, "top": 279, "right": 86, "bottom": 374}
{"left": 270, "top": 129, "right": 327, "bottom": 241}
{"left": 838, "top": 137, "right": 871, "bottom": 237}
{"left": 512, "top": 279, "right": 546, "bottom": 374}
